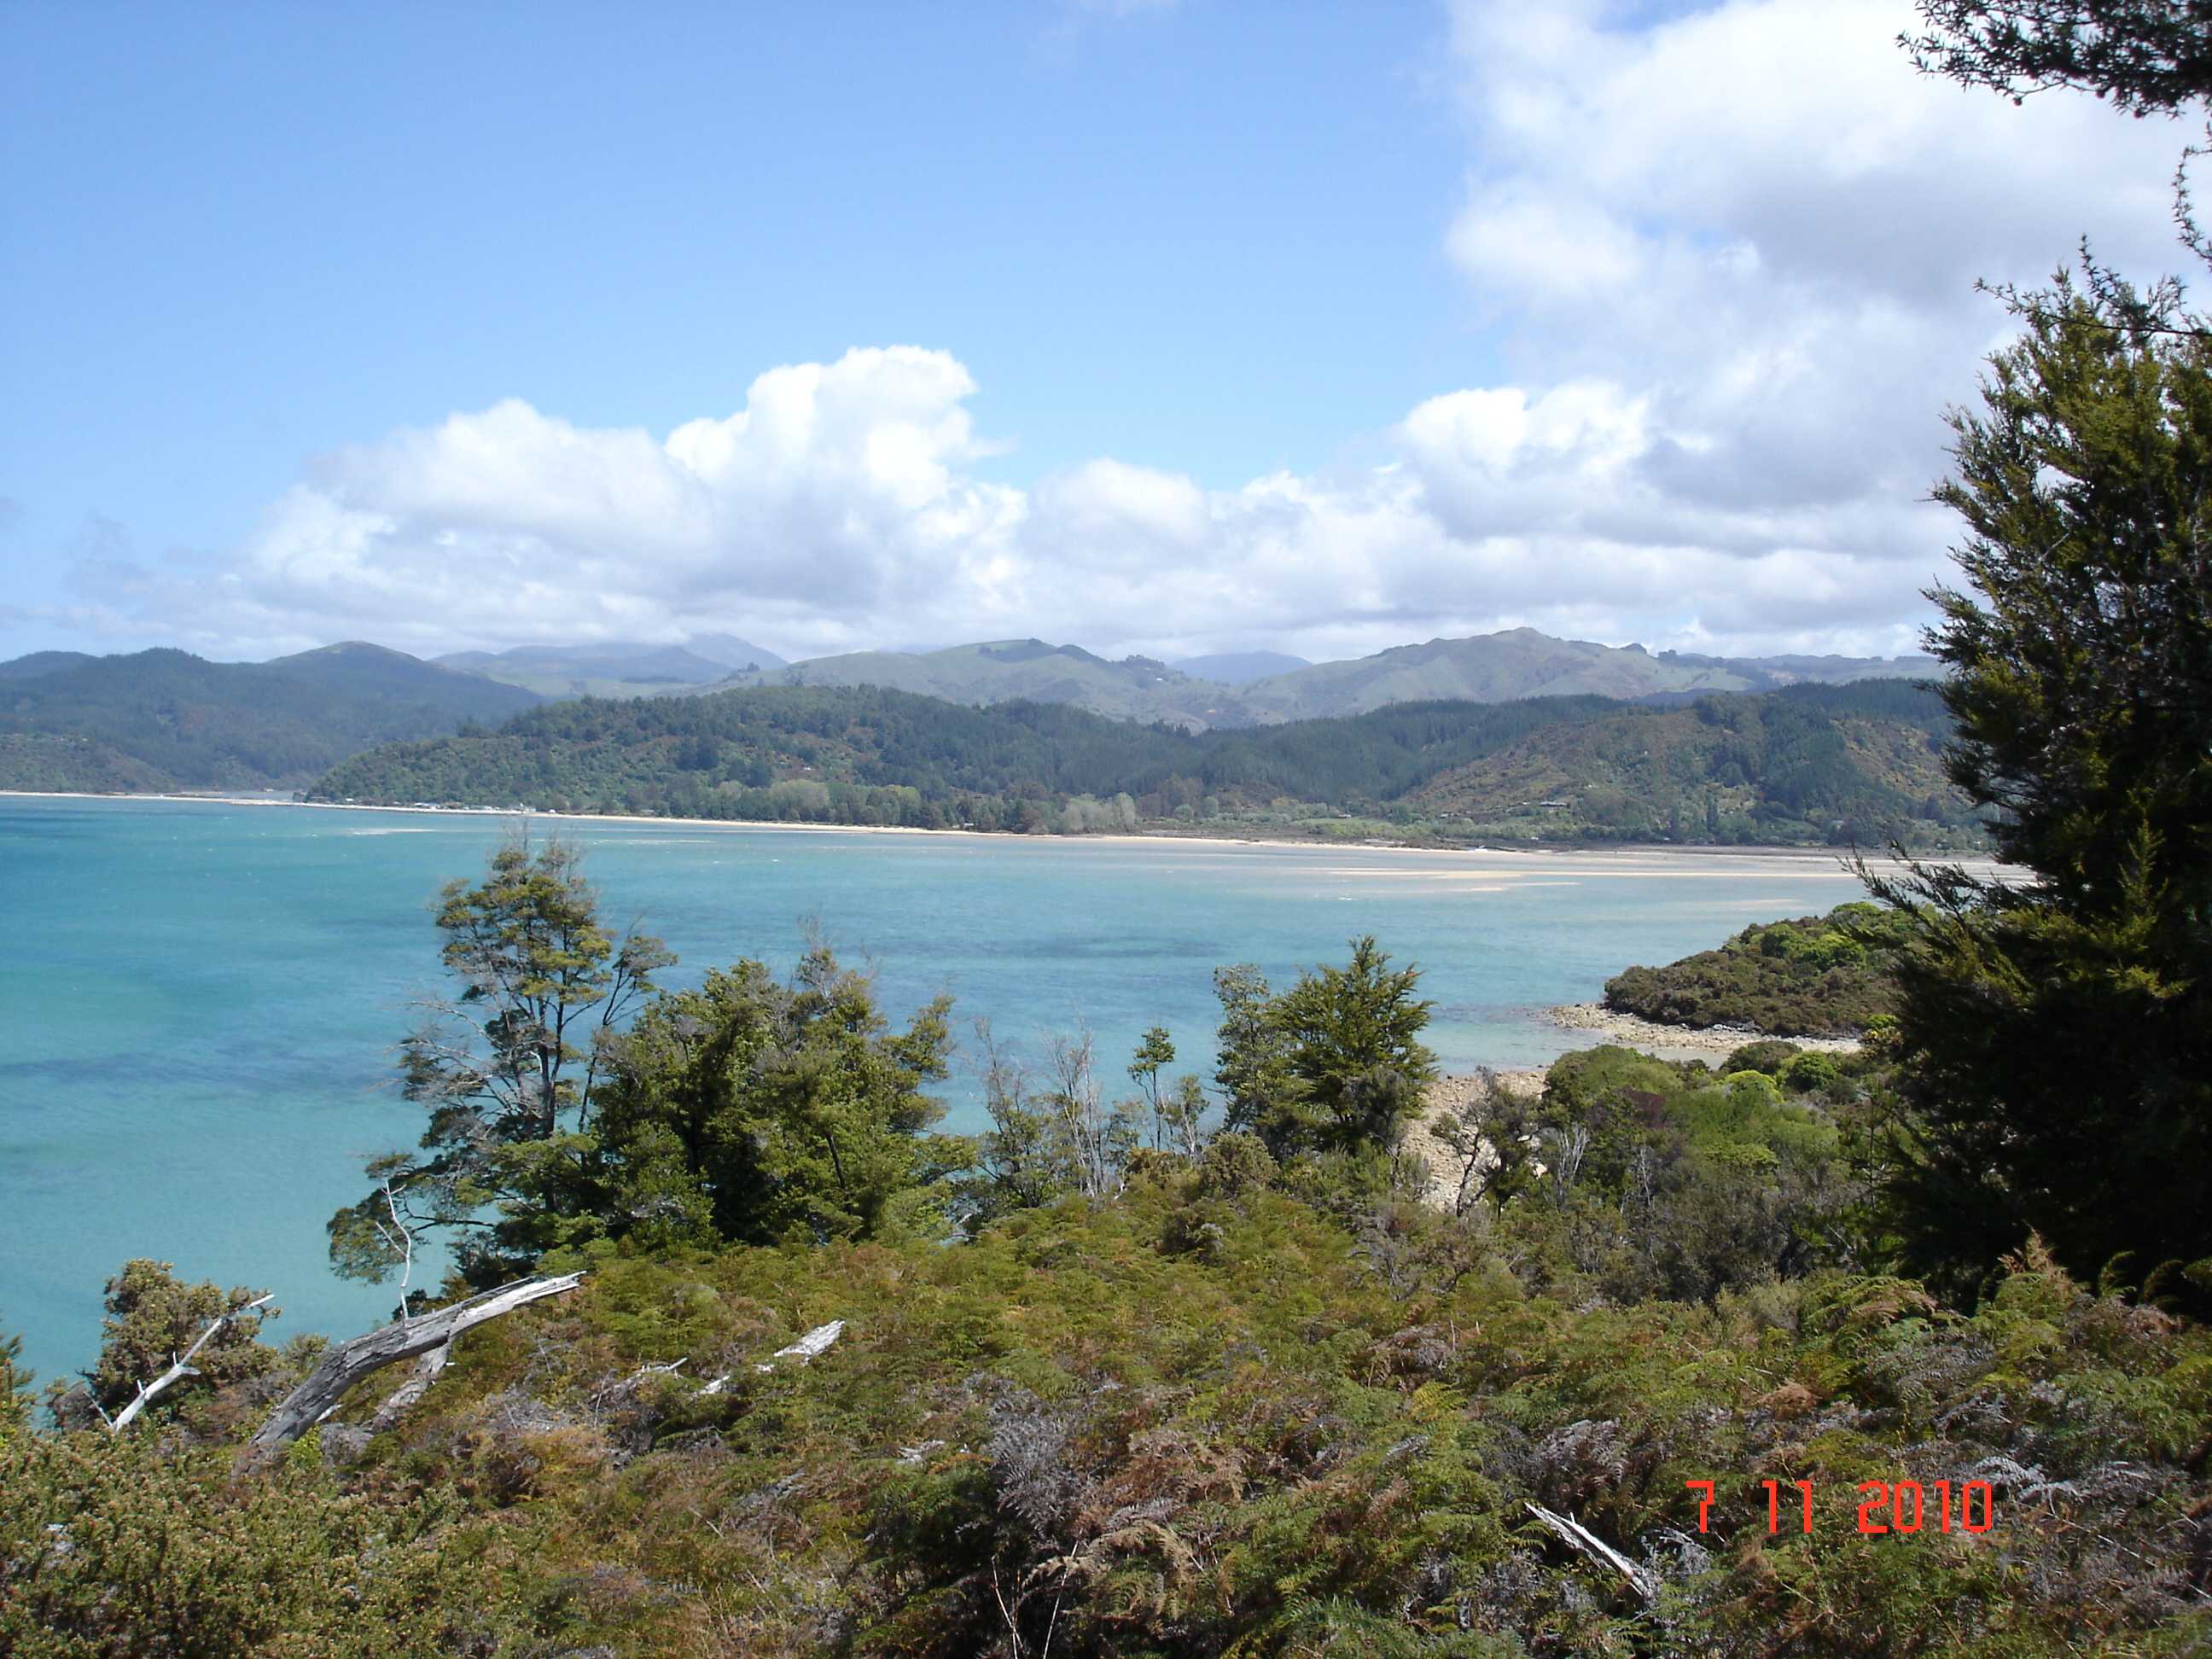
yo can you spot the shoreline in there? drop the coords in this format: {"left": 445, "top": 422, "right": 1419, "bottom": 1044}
{"left": 0, "top": 789, "right": 1990, "bottom": 874}
{"left": 1543, "top": 1002, "right": 1861, "bottom": 1057}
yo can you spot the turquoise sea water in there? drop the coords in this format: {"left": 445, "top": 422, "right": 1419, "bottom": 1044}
{"left": 0, "top": 795, "right": 1879, "bottom": 1384}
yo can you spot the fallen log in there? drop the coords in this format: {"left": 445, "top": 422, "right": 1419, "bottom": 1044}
{"left": 239, "top": 1272, "right": 584, "bottom": 1466}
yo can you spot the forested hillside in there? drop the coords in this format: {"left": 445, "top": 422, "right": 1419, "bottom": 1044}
{"left": 310, "top": 678, "right": 1983, "bottom": 847}
{"left": 8, "top": 888, "right": 2206, "bottom": 1657}
{"left": 1402, "top": 681, "right": 1968, "bottom": 844}
{"left": 0, "top": 644, "right": 542, "bottom": 790}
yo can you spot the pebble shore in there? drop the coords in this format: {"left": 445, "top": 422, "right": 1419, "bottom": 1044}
{"left": 1544, "top": 1002, "right": 1860, "bottom": 1056}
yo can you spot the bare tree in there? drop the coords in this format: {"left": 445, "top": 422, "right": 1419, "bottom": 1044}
{"left": 1045, "top": 1027, "right": 1138, "bottom": 1198}
{"left": 104, "top": 1295, "right": 275, "bottom": 1433}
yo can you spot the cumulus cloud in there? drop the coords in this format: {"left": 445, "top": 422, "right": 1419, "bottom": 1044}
{"left": 56, "top": 1, "right": 2192, "bottom": 667}
{"left": 1441, "top": 0, "right": 2177, "bottom": 527}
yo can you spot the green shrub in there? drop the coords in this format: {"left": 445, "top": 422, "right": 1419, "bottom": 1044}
{"left": 1725, "top": 1039, "right": 1803, "bottom": 1075}
{"left": 1782, "top": 1051, "right": 1843, "bottom": 1095}
{"left": 1604, "top": 905, "right": 1902, "bottom": 1036}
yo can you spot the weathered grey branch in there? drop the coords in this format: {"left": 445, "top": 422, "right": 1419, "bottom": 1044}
{"left": 756, "top": 1318, "right": 845, "bottom": 1374}
{"left": 699, "top": 1317, "right": 847, "bottom": 1394}
{"left": 110, "top": 1294, "right": 274, "bottom": 1433}
{"left": 367, "top": 1340, "right": 451, "bottom": 1433}
{"left": 372, "top": 1177, "right": 417, "bottom": 1306}
{"left": 241, "top": 1272, "right": 583, "bottom": 1464}
{"left": 1524, "top": 1502, "right": 1658, "bottom": 1604}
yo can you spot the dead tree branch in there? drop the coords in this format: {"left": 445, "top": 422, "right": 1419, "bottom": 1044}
{"left": 1525, "top": 1502, "right": 1659, "bottom": 1604}
{"left": 367, "top": 1340, "right": 451, "bottom": 1433}
{"left": 240, "top": 1272, "right": 583, "bottom": 1465}
{"left": 109, "top": 1294, "right": 274, "bottom": 1433}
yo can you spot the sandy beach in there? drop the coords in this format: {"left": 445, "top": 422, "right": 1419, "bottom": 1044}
{"left": 0, "top": 789, "right": 1965, "bottom": 884}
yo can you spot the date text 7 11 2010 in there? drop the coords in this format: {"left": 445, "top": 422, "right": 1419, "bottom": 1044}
{"left": 1685, "top": 1479, "right": 1997, "bottom": 1536}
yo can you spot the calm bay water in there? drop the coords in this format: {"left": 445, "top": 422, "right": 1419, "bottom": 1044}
{"left": 0, "top": 795, "right": 1878, "bottom": 1383}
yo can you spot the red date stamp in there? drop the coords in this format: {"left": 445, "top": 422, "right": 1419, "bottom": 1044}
{"left": 1686, "top": 1479, "right": 1997, "bottom": 1535}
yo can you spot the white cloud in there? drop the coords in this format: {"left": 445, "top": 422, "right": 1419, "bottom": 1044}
{"left": 56, "top": 1, "right": 2191, "bottom": 668}
{"left": 1441, "top": 0, "right": 2176, "bottom": 523}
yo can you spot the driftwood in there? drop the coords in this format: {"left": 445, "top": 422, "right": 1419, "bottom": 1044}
{"left": 108, "top": 1294, "right": 275, "bottom": 1432}
{"left": 1524, "top": 1502, "right": 1659, "bottom": 1604}
{"left": 240, "top": 1272, "right": 584, "bottom": 1464}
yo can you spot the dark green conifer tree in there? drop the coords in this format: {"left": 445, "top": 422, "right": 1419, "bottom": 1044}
{"left": 1870, "top": 271, "right": 2212, "bottom": 1295}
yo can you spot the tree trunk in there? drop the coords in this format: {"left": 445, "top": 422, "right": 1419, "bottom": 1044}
{"left": 239, "top": 1272, "right": 583, "bottom": 1466}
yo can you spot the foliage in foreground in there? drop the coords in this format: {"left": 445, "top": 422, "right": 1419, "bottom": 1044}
{"left": 6, "top": 1169, "right": 2210, "bottom": 1657}
{"left": 1870, "top": 266, "right": 2212, "bottom": 1302}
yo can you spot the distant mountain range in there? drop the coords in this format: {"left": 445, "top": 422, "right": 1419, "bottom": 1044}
{"left": 0, "top": 626, "right": 1937, "bottom": 797}
{"left": 698, "top": 628, "right": 1931, "bottom": 728}
{"left": 433, "top": 634, "right": 788, "bottom": 699}
{"left": 1231, "top": 630, "right": 1931, "bottom": 721}
{"left": 1171, "top": 650, "right": 1312, "bottom": 685}
{"left": 699, "top": 640, "right": 1254, "bottom": 728}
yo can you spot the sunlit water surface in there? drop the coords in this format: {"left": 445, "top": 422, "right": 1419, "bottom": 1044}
{"left": 1, "top": 795, "right": 1883, "bottom": 1381}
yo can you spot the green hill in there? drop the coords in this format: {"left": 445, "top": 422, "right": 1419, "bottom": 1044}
{"left": 0, "top": 733, "right": 173, "bottom": 793}
{"left": 0, "top": 650, "right": 95, "bottom": 681}
{"left": 1399, "top": 679, "right": 1972, "bottom": 844}
{"left": 0, "top": 644, "right": 543, "bottom": 791}
{"left": 309, "top": 678, "right": 1982, "bottom": 847}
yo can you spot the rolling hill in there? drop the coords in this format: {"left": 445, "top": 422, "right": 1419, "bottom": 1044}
{"left": 0, "top": 643, "right": 543, "bottom": 791}
{"left": 0, "top": 650, "right": 95, "bottom": 681}
{"left": 1396, "top": 678, "right": 1963, "bottom": 841}
{"left": 1171, "top": 650, "right": 1312, "bottom": 684}
{"left": 1232, "top": 629, "right": 1933, "bottom": 721}
{"left": 309, "top": 678, "right": 1982, "bottom": 848}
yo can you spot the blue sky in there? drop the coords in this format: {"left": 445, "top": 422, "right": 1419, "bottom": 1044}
{"left": 0, "top": 0, "right": 2186, "bottom": 665}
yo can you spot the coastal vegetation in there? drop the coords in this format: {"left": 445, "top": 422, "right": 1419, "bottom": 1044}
{"left": 306, "top": 678, "right": 1984, "bottom": 852}
{"left": 9, "top": 12, "right": 2212, "bottom": 1656}
{"left": 1866, "top": 265, "right": 2212, "bottom": 1307}
{"left": 8, "top": 938, "right": 2211, "bottom": 1653}
{"left": 1600, "top": 903, "right": 1907, "bottom": 1038}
